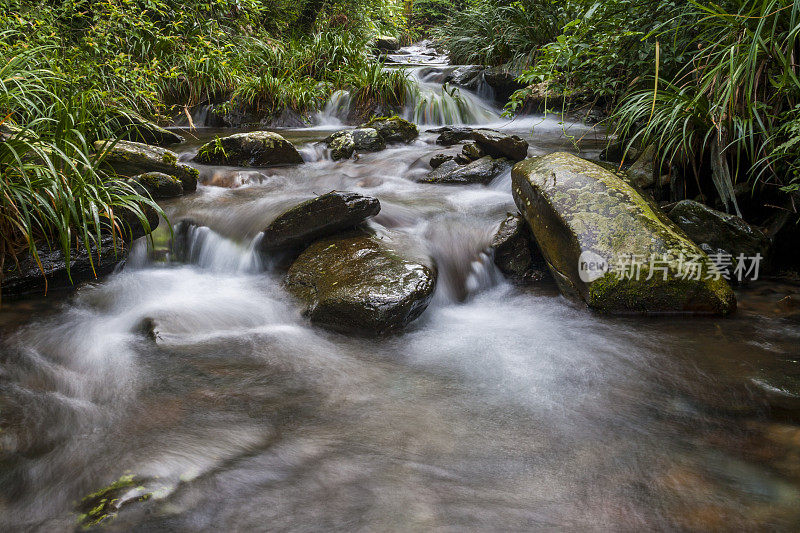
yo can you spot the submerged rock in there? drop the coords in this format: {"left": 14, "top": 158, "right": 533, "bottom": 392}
{"left": 512, "top": 153, "right": 736, "bottom": 315}
{"left": 326, "top": 128, "right": 386, "bottom": 160}
{"left": 491, "top": 213, "right": 547, "bottom": 283}
{"left": 422, "top": 156, "right": 511, "bottom": 185}
{"left": 95, "top": 140, "right": 198, "bottom": 191}
{"left": 286, "top": 230, "right": 436, "bottom": 335}
{"left": 193, "top": 131, "right": 304, "bottom": 167}
{"left": 133, "top": 172, "right": 183, "bottom": 199}
{"left": 107, "top": 110, "right": 184, "bottom": 146}
{"left": 76, "top": 474, "right": 159, "bottom": 529}
{"left": 668, "top": 200, "right": 771, "bottom": 261}
{"left": 471, "top": 129, "right": 528, "bottom": 161}
{"left": 361, "top": 116, "right": 419, "bottom": 143}
{"left": 260, "top": 191, "right": 380, "bottom": 252}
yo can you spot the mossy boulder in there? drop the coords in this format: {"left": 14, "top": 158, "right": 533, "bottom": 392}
{"left": 373, "top": 35, "right": 401, "bottom": 52}
{"left": 491, "top": 213, "right": 548, "bottom": 283}
{"left": 193, "top": 131, "right": 304, "bottom": 167}
{"left": 361, "top": 116, "right": 419, "bottom": 143}
{"left": 286, "top": 230, "right": 437, "bottom": 335}
{"left": 471, "top": 129, "right": 528, "bottom": 161}
{"left": 462, "top": 141, "right": 485, "bottom": 161}
{"left": 133, "top": 172, "right": 183, "bottom": 199}
{"left": 512, "top": 152, "right": 736, "bottom": 315}
{"left": 259, "top": 191, "right": 380, "bottom": 252}
{"left": 326, "top": 128, "right": 386, "bottom": 160}
{"left": 430, "top": 153, "right": 454, "bottom": 169}
{"left": 422, "top": 155, "right": 510, "bottom": 185}
{"left": 668, "top": 200, "right": 771, "bottom": 261}
{"left": 95, "top": 140, "right": 198, "bottom": 191}
{"left": 107, "top": 110, "right": 184, "bottom": 146}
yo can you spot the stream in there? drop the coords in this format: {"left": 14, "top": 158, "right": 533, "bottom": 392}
{"left": 2, "top": 43, "right": 800, "bottom": 531}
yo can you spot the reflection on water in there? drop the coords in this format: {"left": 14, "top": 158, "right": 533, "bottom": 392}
{"left": 2, "top": 44, "right": 800, "bottom": 532}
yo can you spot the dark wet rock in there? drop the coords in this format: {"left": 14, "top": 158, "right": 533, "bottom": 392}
{"left": 461, "top": 141, "right": 485, "bottom": 161}
{"left": 491, "top": 213, "right": 548, "bottom": 283}
{"left": 286, "top": 230, "right": 437, "bottom": 335}
{"left": 373, "top": 36, "right": 400, "bottom": 52}
{"left": 483, "top": 65, "right": 524, "bottom": 100}
{"left": 668, "top": 200, "right": 771, "bottom": 262}
{"left": 326, "top": 128, "right": 386, "bottom": 160}
{"left": 471, "top": 129, "right": 528, "bottom": 161}
{"left": 454, "top": 153, "right": 472, "bottom": 165}
{"left": 422, "top": 156, "right": 511, "bottom": 185}
{"left": 627, "top": 144, "right": 657, "bottom": 188}
{"left": 193, "top": 131, "right": 304, "bottom": 167}
{"left": 512, "top": 153, "right": 736, "bottom": 315}
{"left": 361, "top": 116, "right": 419, "bottom": 143}
{"left": 95, "top": 140, "right": 199, "bottom": 189}
{"left": 133, "top": 172, "right": 183, "bottom": 199}
{"left": 433, "top": 126, "right": 475, "bottom": 146}
{"left": 259, "top": 191, "right": 381, "bottom": 252}
{"left": 107, "top": 110, "right": 184, "bottom": 146}
{"left": 447, "top": 65, "right": 485, "bottom": 91}
{"left": 430, "top": 153, "right": 454, "bottom": 169}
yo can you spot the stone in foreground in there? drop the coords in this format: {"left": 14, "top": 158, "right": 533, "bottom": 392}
{"left": 512, "top": 153, "right": 736, "bottom": 315}
{"left": 286, "top": 230, "right": 437, "bottom": 335}
{"left": 260, "top": 191, "right": 380, "bottom": 252}
{"left": 668, "top": 200, "right": 771, "bottom": 261}
{"left": 361, "top": 116, "right": 419, "bottom": 143}
{"left": 96, "top": 140, "right": 198, "bottom": 191}
{"left": 194, "top": 131, "right": 303, "bottom": 167}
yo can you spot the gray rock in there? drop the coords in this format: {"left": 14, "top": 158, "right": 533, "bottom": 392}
{"left": 433, "top": 126, "right": 475, "bottom": 146}
{"left": 448, "top": 65, "right": 485, "bottom": 91}
{"left": 329, "top": 131, "right": 356, "bottom": 161}
{"left": 627, "top": 144, "right": 657, "bottom": 188}
{"left": 491, "top": 213, "right": 547, "bottom": 283}
{"left": 260, "top": 191, "right": 380, "bottom": 252}
{"left": 286, "top": 230, "right": 437, "bottom": 335}
{"left": 471, "top": 129, "right": 528, "bottom": 161}
{"left": 430, "top": 154, "right": 454, "bottom": 169}
{"left": 373, "top": 36, "right": 401, "bottom": 52}
{"left": 193, "top": 131, "right": 304, "bottom": 167}
{"left": 668, "top": 200, "right": 771, "bottom": 264}
{"left": 483, "top": 65, "right": 524, "bottom": 100}
{"left": 422, "top": 156, "right": 511, "bottom": 185}
{"left": 326, "top": 128, "right": 386, "bottom": 160}
{"left": 361, "top": 116, "right": 419, "bottom": 143}
{"left": 462, "top": 141, "right": 485, "bottom": 161}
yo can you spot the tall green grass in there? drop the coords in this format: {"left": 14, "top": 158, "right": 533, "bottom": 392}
{"left": 0, "top": 40, "right": 160, "bottom": 300}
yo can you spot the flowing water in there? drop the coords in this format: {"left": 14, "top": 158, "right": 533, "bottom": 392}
{"left": 2, "top": 44, "right": 800, "bottom": 531}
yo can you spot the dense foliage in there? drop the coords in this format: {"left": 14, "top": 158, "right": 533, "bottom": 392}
{"left": 433, "top": 0, "right": 800, "bottom": 215}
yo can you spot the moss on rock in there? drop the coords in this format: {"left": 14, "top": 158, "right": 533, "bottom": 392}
{"left": 512, "top": 152, "right": 736, "bottom": 315}
{"left": 193, "top": 131, "right": 304, "bottom": 167}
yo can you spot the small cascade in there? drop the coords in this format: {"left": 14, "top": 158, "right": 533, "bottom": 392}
{"left": 403, "top": 67, "right": 499, "bottom": 126}
{"left": 314, "top": 89, "right": 352, "bottom": 126}
{"left": 172, "top": 222, "right": 263, "bottom": 273}
{"left": 172, "top": 104, "right": 212, "bottom": 128}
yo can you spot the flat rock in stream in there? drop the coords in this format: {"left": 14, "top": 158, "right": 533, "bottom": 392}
{"left": 422, "top": 155, "right": 511, "bottom": 185}
{"left": 259, "top": 191, "right": 380, "bottom": 252}
{"left": 512, "top": 153, "right": 736, "bottom": 315}
{"left": 286, "top": 230, "right": 437, "bottom": 335}
{"left": 95, "top": 140, "right": 198, "bottom": 191}
{"left": 471, "top": 129, "right": 529, "bottom": 161}
{"left": 433, "top": 126, "right": 475, "bottom": 146}
{"left": 193, "top": 131, "right": 304, "bottom": 167}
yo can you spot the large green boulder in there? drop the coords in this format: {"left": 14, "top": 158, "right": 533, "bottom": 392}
{"left": 286, "top": 230, "right": 437, "bottom": 335}
{"left": 193, "top": 131, "right": 304, "bottom": 167}
{"left": 259, "top": 191, "right": 380, "bottom": 252}
{"left": 512, "top": 152, "right": 736, "bottom": 315}
{"left": 95, "top": 140, "right": 198, "bottom": 192}
{"left": 132, "top": 172, "right": 183, "bottom": 199}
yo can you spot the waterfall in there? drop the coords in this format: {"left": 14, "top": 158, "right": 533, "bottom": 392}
{"left": 314, "top": 89, "right": 352, "bottom": 126}
{"left": 403, "top": 67, "right": 499, "bottom": 126}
